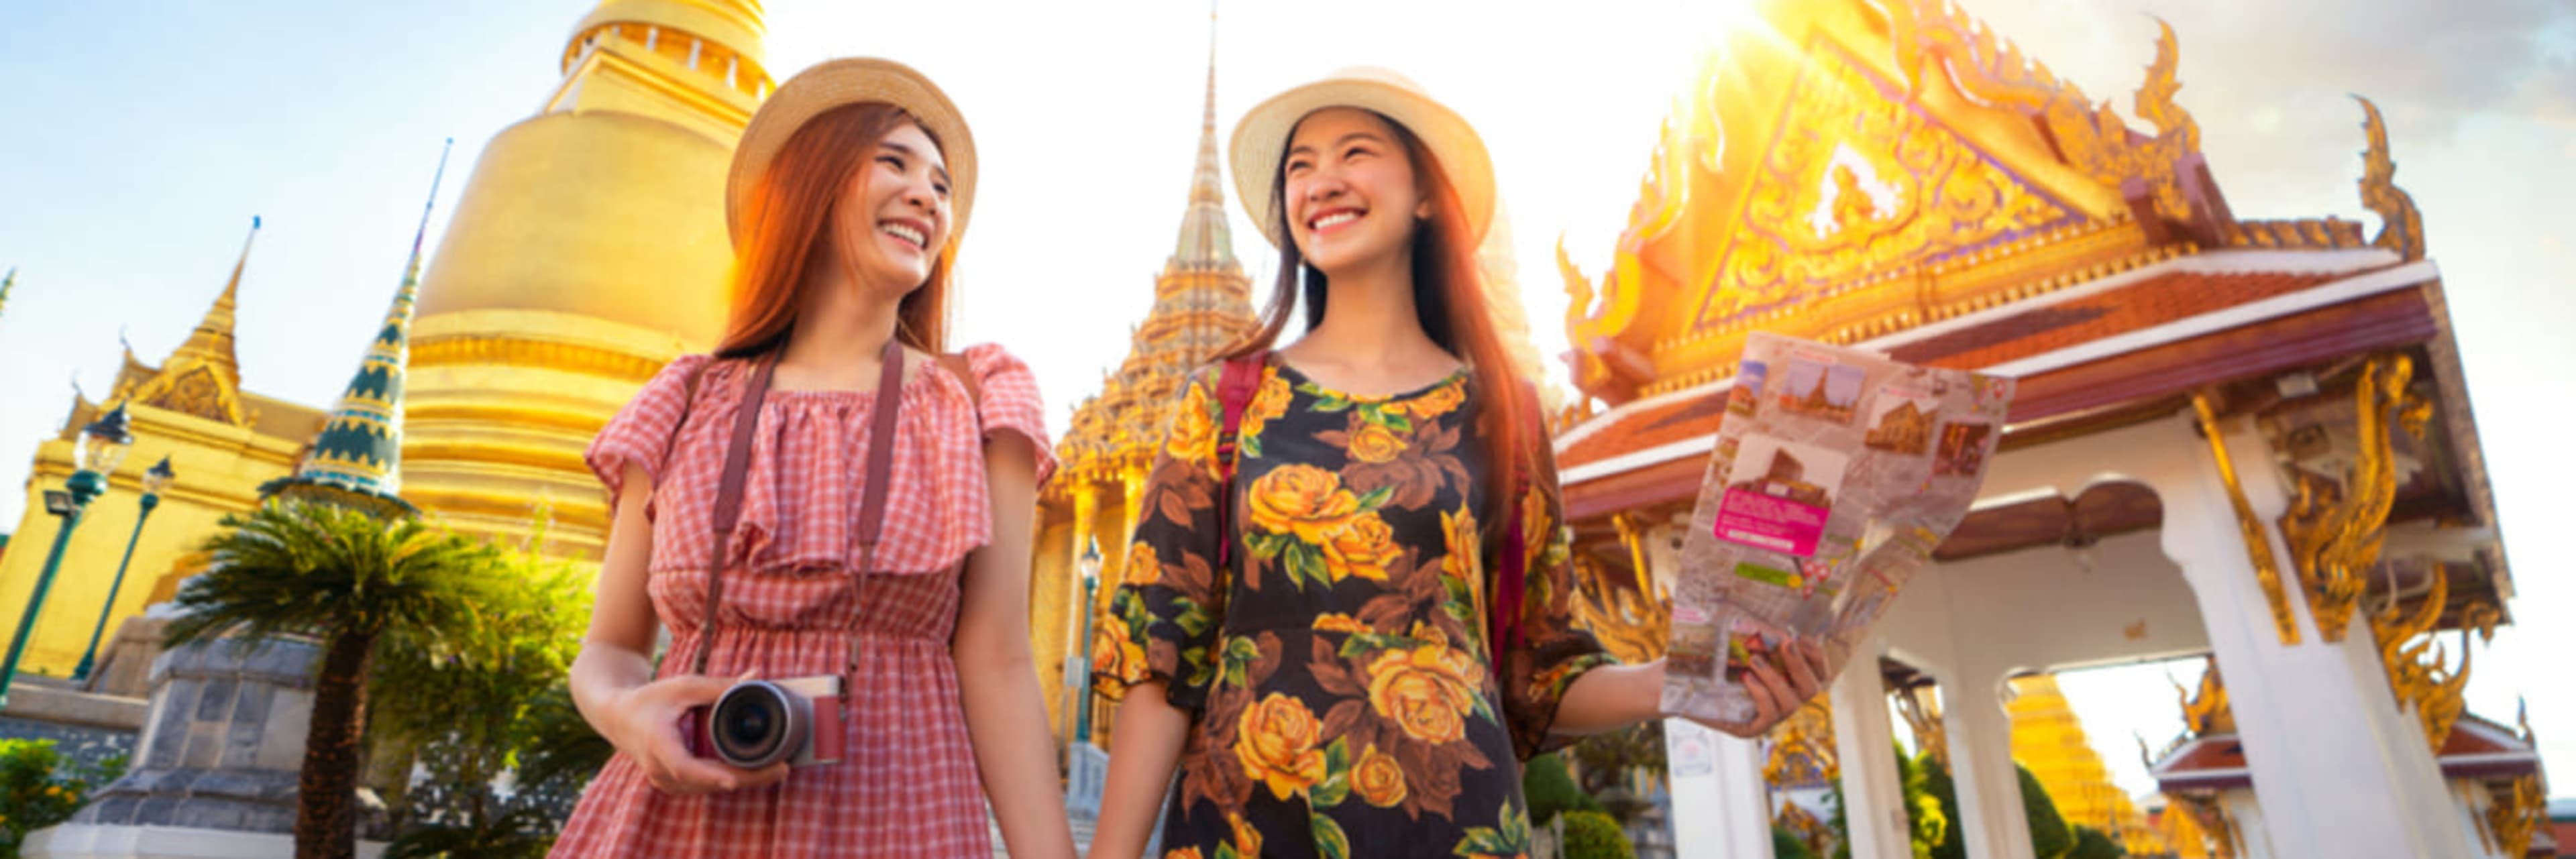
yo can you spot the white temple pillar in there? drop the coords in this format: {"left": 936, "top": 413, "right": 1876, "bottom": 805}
{"left": 1829, "top": 637, "right": 1911, "bottom": 859}
{"left": 2151, "top": 414, "right": 2467, "bottom": 859}
{"left": 1663, "top": 718, "right": 1776, "bottom": 859}
{"left": 1942, "top": 668, "right": 2037, "bottom": 859}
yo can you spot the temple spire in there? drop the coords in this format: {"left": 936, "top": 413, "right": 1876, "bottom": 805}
{"left": 1169, "top": 3, "right": 1235, "bottom": 270}
{"left": 262, "top": 139, "right": 453, "bottom": 518}
{"left": 164, "top": 219, "right": 258, "bottom": 391}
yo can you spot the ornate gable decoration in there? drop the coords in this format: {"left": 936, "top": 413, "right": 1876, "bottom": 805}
{"left": 1880, "top": 3, "right": 2203, "bottom": 223}
{"left": 1694, "top": 40, "right": 2081, "bottom": 329}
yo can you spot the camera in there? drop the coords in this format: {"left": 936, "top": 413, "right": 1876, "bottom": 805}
{"left": 682, "top": 675, "right": 846, "bottom": 768}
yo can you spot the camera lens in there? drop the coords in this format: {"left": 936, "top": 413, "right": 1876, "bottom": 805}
{"left": 709, "top": 681, "right": 803, "bottom": 768}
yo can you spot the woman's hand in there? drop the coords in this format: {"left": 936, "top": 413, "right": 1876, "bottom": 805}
{"left": 600, "top": 672, "right": 790, "bottom": 796}
{"left": 1665, "top": 640, "right": 1831, "bottom": 738}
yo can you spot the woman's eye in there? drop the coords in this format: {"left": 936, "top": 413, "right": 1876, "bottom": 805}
{"left": 879, "top": 155, "right": 906, "bottom": 171}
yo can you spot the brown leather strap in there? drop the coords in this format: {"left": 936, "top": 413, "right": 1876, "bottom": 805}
{"left": 692, "top": 353, "right": 779, "bottom": 675}
{"left": 852, "top": 338, "right": 906, "bottom": 555}
{"left": 692, "top": 340, "right": 910, "bottom": 677}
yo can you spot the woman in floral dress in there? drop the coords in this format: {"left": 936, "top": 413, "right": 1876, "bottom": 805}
{"left": 553, "top": 60, "right": 1074, "bottom": 858}
{"left": 1087, "top": 68, "right": 1828, "bottom": 859}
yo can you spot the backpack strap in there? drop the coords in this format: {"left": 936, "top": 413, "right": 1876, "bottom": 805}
{"left": 692, "top": 350, "right": 780, "bottom": 675}
{"left": 1211, "top": 351, "right": 1269, "bottom": 571}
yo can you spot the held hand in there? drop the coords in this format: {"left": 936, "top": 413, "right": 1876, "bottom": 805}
{"left": 1657, "top": 641, "right": 1830, "bottom": 738}
{"left": 1725, "top": 639, "right": 1829, "bottom": 737}
{"left": 604, "top": 672, "right": 792, "bottom": 795}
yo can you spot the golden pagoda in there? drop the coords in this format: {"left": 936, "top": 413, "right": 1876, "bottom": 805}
{"left": 2006, "top": 675, "right": 2166, "bottom": 855}
{"left": 400, "top": 0, "right": 771, "bottom": 557}
{"left": 1033, "top": 27, "right": 1260, "bottom": 743}
{"left": 0, "top": 220, "right": 329, "bottom": 677}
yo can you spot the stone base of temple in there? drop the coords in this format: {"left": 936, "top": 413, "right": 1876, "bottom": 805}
{"left": 19, "top": 824, "right": 384, "bottom": 859}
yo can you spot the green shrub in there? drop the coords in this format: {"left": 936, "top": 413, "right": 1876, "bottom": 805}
{"left": 2066, "top": 824, "right": 2123, "bottom": 859}
{"left": 1775, "top": 824, "right": 1819, "bottom": 859}
{"left": 0, "top": 739, "right": 125, "bottom": 858}
{"left": 1562, "top": 810, "right": 1634, "bottom": 859}
{"left": 1520, "top": 753, "right": 1602, "bottom": 826}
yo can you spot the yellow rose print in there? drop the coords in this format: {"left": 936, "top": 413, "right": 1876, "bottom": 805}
{"left": 1353, "top": 743, "right": 1409, "bottom": 807}
{"left": 1366, "top": 640, "right": 1483, "bottom": 744}
{"left": 1348, "top": 421, "right": 1409, "bottom": 463}
{"left": 1228, "top": 812, "right": 1263, "bottom": 857}
{"left": 1122, "top": 542, "right": 1162, "bottom": 587}
{"left": 1165, "top": 379, "right": 1218, "bottom": 467}
{"left": 1245, "top": 464, "right": 1361, "bottom": 543}
{"left": 1234, "top": 693, "right": 1329, "bottom": 799}
{"left": 1312, "top": 613, "right": 1370, "bottom": 634}
{"left": 1091, "top": 612, "right": 1146, "bottom": 686}
{"left": 1405, "top": 380, "right": 1466, "bottom": 420}
{"left": 1162, "top": 849, "right": 1202, "bottom": 859}
{"left": 1320, "top": 514, "right": 1401, "bottom": 583}
{"left": 1240, "top": 372, "right": 1293, "bottom": 441}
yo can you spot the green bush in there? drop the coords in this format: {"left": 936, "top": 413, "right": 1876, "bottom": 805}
{"left": 1520, "top": 753, "right": 1602, "bottom": 826}
{"left": 1561, "top": 810, "right": 1634, "bottom": 859}
{"left": 2066, "top": 824, "right": 2123, "bottom": 859}
{"left": 0, "top": 739, "right": 125, "bottom": 858}
{"left": 1775, "top": 825, "right": 1819, "bottom": 859}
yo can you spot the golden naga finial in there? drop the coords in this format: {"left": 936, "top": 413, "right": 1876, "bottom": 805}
{"left": 1556, "top": 236, "right": 1594, "bottom": 335}
{"left": 2282, "top": 353, "right": 2431, "bottom": 641}
{"left": 2371, "top": 562, "right": 2476, "bottom": 752}
{"left": 2353, "top": 96, "right": 2426, "bottom": 261}
{"left": 2137, "top": 18, "right": 2201, "bottom": 154}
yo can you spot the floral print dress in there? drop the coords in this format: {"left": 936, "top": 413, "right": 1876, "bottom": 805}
{"left": 1096, "top": 357, "right": 1616, "bottom": 859}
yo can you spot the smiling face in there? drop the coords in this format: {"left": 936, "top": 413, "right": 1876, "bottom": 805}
{"left": 1281, "top": 107, "right": 1432, "bottom": 278}
{"left": 826, "top": 121, "right": 953, "bottom": 296}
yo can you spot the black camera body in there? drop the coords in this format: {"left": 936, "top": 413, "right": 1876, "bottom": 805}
{"left": 682, "top": 675, "right": 846, "bottom": 768}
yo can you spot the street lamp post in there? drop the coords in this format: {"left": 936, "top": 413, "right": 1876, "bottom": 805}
{"left": 72, "top": 455, "right": 174, "bottom": 683}
{"left": 1063, "top": 536, "right": 1104, "bottom": 759}
{"left": 0, "top": 403, "right": 133, "bottom": 707}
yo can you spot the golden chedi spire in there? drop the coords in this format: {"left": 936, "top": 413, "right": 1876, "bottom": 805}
{"left": 2008, "top": 675, "right": 2170, "bottom": 856}
{"left": 1056, "top": 15, "right": 1258, "bottom": 486}
{"left": 400, "top": 0, "right": 771, "bottom": 555}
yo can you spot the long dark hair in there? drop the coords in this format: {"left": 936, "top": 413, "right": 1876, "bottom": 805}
{"left": 1222, "top": 111, "right": 1534, "bottom": 525}
{"left": 719, "top": 102, "right": 955, "bottom": 359}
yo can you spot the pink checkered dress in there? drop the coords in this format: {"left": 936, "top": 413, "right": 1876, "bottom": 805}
{"left": 549, "top": 344, "right": 1056, "bottom": 858}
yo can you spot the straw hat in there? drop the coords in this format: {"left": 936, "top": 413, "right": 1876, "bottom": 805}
{"left": 727, "top": 58, "right": 977, "bottom": 248}
{"left": 1229, "top": 66, "right": 1495, "bottom": 249}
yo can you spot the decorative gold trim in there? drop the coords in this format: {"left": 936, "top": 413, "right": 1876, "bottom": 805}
{"left": 2190, "top": 392, "right": 2302, "bottom": 644}
{"left": 2176, "top": 656, "right": 2233, "bottom": 736}
{"left": 2353, "top": 97, "right": 2426, "bottom": 262}
{"left": 2280, "top": 353, "right": 2430, "bottom": 642}
{"left": 411, "top": 334, "right": 667, "bottom": 384}
{"left": 2369, "top": 563, "right": 2478, "bottom": 753}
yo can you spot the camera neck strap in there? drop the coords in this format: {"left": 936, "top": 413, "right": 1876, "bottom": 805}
{"left": 690, "top": 337, "right": 910, "bottom": 677}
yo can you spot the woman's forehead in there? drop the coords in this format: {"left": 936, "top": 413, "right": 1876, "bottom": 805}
{"left": 1290, "top": 107, "right": 1399, "bottom": 145}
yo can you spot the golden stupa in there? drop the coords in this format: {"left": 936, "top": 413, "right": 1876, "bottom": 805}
{"left": 400, "top": 0, "right": 771, "bottom": 557}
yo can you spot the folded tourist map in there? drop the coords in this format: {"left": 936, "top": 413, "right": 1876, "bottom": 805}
{"left": 1662, "top": 332, "right": 2015, "bottom": 728}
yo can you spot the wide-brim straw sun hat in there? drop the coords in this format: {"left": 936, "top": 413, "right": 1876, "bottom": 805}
{"left": 727, "top": 57, "right": 977, "bottom": 248}
{"left": 1229, "top": 66, "right": 1495, "bottom": 249}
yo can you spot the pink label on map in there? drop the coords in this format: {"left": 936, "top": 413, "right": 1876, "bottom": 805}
{"left": 1713, "top": 488, "right": 1828, "bottom": 557}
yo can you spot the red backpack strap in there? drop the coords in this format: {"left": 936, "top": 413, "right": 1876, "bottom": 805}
{"left": 1211, "top": 351, "right": 1269, "bottom": 569}
{"left": 1491, "top": 473, "right": 1531, "bottom": 663}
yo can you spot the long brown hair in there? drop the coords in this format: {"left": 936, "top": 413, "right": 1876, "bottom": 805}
{"left": 1224, "top": 111, "right": 1534, "bottom": 521}
{"left": 718, "top": 102, "right": 955, "bottom": 358}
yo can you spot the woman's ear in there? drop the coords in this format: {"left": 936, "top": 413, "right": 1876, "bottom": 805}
{"left": 1416, "top": 201, "right": 1434, "bottom": 220}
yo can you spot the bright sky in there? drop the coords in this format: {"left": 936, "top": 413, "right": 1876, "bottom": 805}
{"left": 1, "top": 1, "right": 2568, "bottom": 806}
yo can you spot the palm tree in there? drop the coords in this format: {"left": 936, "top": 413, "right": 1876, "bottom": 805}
{"left": 166, "top": 500, "right": 506, "bottom": 859}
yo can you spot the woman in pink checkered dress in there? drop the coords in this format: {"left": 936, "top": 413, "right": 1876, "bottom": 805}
{"left": 552, "top": 60, "right": 1077, "bottom": 858}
